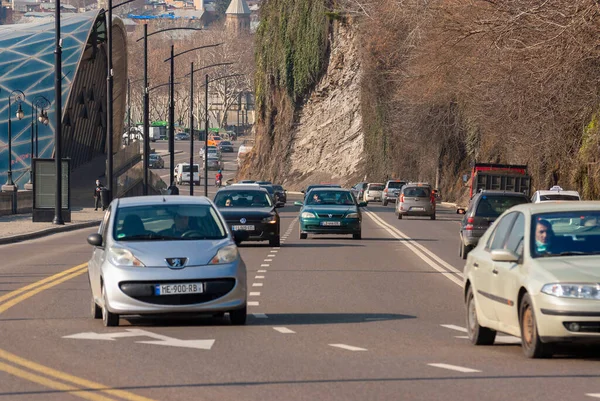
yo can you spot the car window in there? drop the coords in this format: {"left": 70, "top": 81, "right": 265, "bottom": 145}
{"left": 475, "top": 195, "right": 528, "bottom": 218}
{"left": 113, "top": 204, "right": 227, "bottom": 241}
{"left": 403, "top": 187, "right": 430, "bottom": 197}
{"left": 505, "top": 213, "right": 525, "bottom": 256}
{"left": 387, "top": 182, "right": 405, "bottom": 189}
{"left": 488, "top": 212, "right": 518, "bottom": 251}
{"left": 369, "top": 185, "right": 384, "bottom": 191}
{"left": 182, "top": 165, "right": 199, "bottom": 173}
{"left": 214, "top": 190, "right": 273, "bottom": 208}
{"left": 530, "top": 211, "right": 600, "bottom": 258}
{"left": 539, "top": 194, "right": 580, "bottom": 201}
{"left": 306, "top": 190, "right": 355, "bottom": 205}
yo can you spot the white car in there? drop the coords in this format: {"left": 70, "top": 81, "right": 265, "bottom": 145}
{"left": 464, "top": 202, "right": 600, "bottom": 358}
{"left": 531, "top": 186, "right": 581, "bottom": 203}
{"left": 175, "top": 163, "right": 200, "bottom": 185}
{"left": 364, "top": 183, "right": 384, "bottom": 202}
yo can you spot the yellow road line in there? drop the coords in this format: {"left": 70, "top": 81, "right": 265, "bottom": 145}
{"left": 0, "top": 262, "right": 88, "bottom": 304}
{"left": 0, "top": 267, "right": 88, "bottom": 314}
{"left": 0, "top": 361, "right": 117, "bottom": 401}
{"left": 0, "top": 349, "right": 157, "bottom": 401}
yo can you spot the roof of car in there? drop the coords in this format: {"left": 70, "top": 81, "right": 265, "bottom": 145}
{"left": 220, "top": 185, "right": 267, "bottom": 192}
{"left": 505, "top": 201, "right": 600, "bottom": 214}
{"left": 307, "top": 187, "right": 351, "bottom": 193}
{"left": 116, "top": 195, "right": 212, "bottom": 207}
{"left": 476, "top": 190, "right": 529, "bottom": 196}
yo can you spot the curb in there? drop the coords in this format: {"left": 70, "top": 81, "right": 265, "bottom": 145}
{"left": 0, "top": 220, "right": 101, "bottom": 245}
{"left": 441, "top": 202, "right": 458, "bottom": 208}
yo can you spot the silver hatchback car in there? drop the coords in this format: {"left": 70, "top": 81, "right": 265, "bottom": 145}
{"left": 87, "top": 196, "right": 248, "bottom": 327}
{"left": 395, "top": 183, "right": 436, "bottom": 220}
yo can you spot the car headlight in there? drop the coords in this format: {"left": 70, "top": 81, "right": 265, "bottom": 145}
{"left": 541, "top": 283, "right": 600, "bottom": 300}
{"left": 209, "top": 245, "right": 239, "bottom": 265}
{"left": 262, "top": 215, "right": 277, "bottom": 224}
{"left": 301, "top": 211, "right": 316, "bottom": 219}
{"left": 108, "top": 247, "right": 145, "bottom": 267}
{"left": 346, "top": 212, "right": 359, "bottom": 219}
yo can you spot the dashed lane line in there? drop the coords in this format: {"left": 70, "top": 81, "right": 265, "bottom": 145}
{"left": 329, "top": 344, "right": 368, "bottom": 352}
{"left": 428, "top": 363, "right": 481, "bottom": 373}
{"left": 249, "top": 292, "right": 261, "bottom": 296}
{"left": 273, "top": 327, "right": 295, "bottom": 334}
{"left": 248, "top": 301, "right": 259, "bottom": 306}
{"left": 252, "top": 283, "right": 263, "bottom": 287}
{"left": 257, "top": 269, "right": 267, "bottom": 273}
{"left": 255, "top": 276, "right": 265, "bottom": 279}
{"left": 441, "top": 324, "right": 467, "bottom": 333}
{"left": 260, "top": 264, "right": 269, "bottom": 267}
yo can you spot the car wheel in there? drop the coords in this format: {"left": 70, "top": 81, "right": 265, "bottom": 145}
{"left": 101, "top": 284, "right": 119, "bottom": 327}
{"left": 91, "top": 295, "right": 102, "bottom": 319}
{"left": 270, "top": 236, "right": 281, "bottom": 247}
{"left": 229, "top": 306, "right": 247, "bottom": 325}
{"left": 353, "top": 231, "right": 361, "bottom": 240}
{"left": 383, "top": 199, "right": 388, "bottom": 206}
{"left": 300, "top": 233, "right": 308, "bottom": 240}
{"left": 397, "top": 212, "right": 402, "bottom": 220}
{"left": 466, "top": 286, "right": 496, "bottom": 345}
{"left": 430, "top": 214, "right": 436, "bottom": 220}
{"left": 520, "top": 293, "right": 552, "bottom": 358}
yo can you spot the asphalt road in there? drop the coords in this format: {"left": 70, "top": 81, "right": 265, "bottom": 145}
{"left": 1, "top": 171, "right": 600, "bottom": 399}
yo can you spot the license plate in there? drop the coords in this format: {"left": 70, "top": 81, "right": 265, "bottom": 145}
{"left": 232, "top": 225, "right": 255, "bottom": 231}
{"left": 411, "top": 207, "right": 425, "bottom": 211}
{"left": 155, "top": 283, "right": 203, "bottom": 296}
{"left": 321, "top": 221, "right": 341, "bottom": 226}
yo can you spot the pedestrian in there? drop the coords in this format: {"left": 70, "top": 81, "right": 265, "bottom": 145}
{"left": 167, "top": 181, "right": 179, "bottom": 195}
{"left": 94, "top": 179, "right": 104, "bottom": 211}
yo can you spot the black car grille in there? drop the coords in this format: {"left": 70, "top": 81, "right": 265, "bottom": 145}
{"left": 119, "top": 279, "right": 235, "bottom": 305}
{"left": 315, "top": 213, "right": 345, "bottom": 218}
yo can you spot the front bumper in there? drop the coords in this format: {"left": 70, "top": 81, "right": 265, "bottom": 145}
{"left": 535, "top": 293, "right": 600, "bottom": 343}
{"left": 300, "top": 218, "right": 361, "bottom": 234}
{"left": 101, "top": 260, "right": 247, "bottom": 315}
{"left": 226, "top": 221, "right": 279, "bottom": 242}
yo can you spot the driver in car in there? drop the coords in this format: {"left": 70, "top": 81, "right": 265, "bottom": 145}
{"left": 535, "top": 219, "right": 554, "bottom": 255}
{"left": 165, "top": 213, "right": 191, "bottom": 237}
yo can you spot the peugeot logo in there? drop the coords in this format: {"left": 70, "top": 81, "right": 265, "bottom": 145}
{"left": 240, "top": 218, "right": 247, "bottom": 224}
{"left": 328, "top": 214, "right": 333, "bottom": 218}
{"left": 166, "top": 257, "right": 188, "bottom": 269}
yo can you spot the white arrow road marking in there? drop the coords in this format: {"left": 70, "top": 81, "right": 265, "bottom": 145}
{"left": 329, "top": 344, "right": 367, "bottom": 351}
{"left": 63, "top": 329, "right": 215, "bottom": 350}
{"left": 428, "top": 363, "right": 481, "bottom": 373}
{"left": 273, "top": 327, "right": 295, "bottom": 334}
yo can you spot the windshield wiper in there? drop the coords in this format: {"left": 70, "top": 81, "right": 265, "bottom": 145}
{"left": 558, "top": 251, "right": 600, "bottom": 256}
{"left": 119, "top": 234, "right": 179, "bottom": 241}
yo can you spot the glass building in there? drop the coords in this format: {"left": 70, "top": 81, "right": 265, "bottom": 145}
{"left": 0, "top": 10, "right": 127, "bottom": 189}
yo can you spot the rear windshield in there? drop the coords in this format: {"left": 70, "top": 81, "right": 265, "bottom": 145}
{"left": 403, "top": 187, "right": 430, "bottom": 197}
{"left": 182, "top": 165, "right": 199, "bottom": 173}
{"left": 387, "top": 182, "right": 405, "bottom": 189}
{"left": 369, "top": 185, "right": 384, "bottom": 191}
{"left": 540, "top": 194, "right": 580, "bottom": 201}
{"left": 475, "top": 195, "right": 528, "bottom": 218}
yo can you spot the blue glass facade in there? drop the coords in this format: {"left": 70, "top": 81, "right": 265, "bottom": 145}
{"left": 0, "top": 11, "right": 105, "bottom": 188}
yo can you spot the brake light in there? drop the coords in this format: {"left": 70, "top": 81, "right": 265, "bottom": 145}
{"left": 399, "top": 194, "right": 404, "bottom": 202}
{"left": 465, "top": 217, "right": 474, "bottom": 230}
{"left": 384, "top": 189, "right": 388, "bottom": 193}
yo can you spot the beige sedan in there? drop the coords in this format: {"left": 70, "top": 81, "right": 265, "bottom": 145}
{"left": 463, "top": 202, "right": 600, "bottom": 358}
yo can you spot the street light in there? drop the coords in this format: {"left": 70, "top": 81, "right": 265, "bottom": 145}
{"left": 2, "top": 90, "right": 26, "bottom": 192}
{"left": 164, "top": 43, "right": 223, "bottom": 187}
{"left": 25, "top": 96, "right": 51, "bottom": 190}
{"left": 136, "top": 26, "right": 202, "bottom": 195}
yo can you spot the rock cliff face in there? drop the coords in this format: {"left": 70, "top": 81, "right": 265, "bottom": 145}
{"left": 242, "top": 20, "right": 364, "bottom": 190}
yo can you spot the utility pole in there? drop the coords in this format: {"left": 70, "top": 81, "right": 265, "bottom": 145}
{"left": 53, "top": 0, "right": 63, "bottom": 225}
{"left": 106, "top": 0, "right": 114, "bottom": 202}
{"left": 189, "top": 62, "right": 194, "bottom": 195}
{"left": 169, "top": 44, "right": 175, "bottom": 186}
{"left": 204, "top": 74, "right": 209, "bottom": 197}
{"left": 143, "top": 23, "right": 149, "bottom": 195}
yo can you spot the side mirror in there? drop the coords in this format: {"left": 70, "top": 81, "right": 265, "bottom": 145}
{"left": 490, "top": 249, "right": 519, "bottom": 263}
{"left": 300, "top": 190, "right": 305, "bottom": 194}
{"left": 87, "top": 233, "right": 103, "bottom": 247}
{"left": 232, "top": 230, "right": 249, "bottom": 245}
{"left": 457, "top": 208, "right": 466, "bottom": 214}
{"left": 294, "top": 201, "right": 303, "bottom": 206}
{"left": 358, "top": 202, "right": 368, "bottom": 207}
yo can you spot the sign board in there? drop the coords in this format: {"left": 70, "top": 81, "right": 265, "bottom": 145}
{"left": 32, "top": 158, "right": 71, "bottom": 222}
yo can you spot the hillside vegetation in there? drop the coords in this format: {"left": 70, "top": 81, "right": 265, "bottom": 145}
{"left": 248, "top": 0, "right": 600, "bottom": 202}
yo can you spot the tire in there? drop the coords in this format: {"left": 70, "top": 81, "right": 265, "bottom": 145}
{"left": 269, "top": 236, "right": 281, "bottom": 247}
{"left": 230, "top": 306, "right": 247, "bottom": 325}
{"left": 300, "top": 233, "right": 308, "bottom": 240}
{"left": 397, "top": 212, "right": 403, "bottom": 220}
{"left": 520, "top": 293, "right": 552, "bottom": 358}
{"left": 430, "top": 214, "right": 436, "bottom": 220}
{"left": 466, "top": 286, "right": 496, "bottom": 345}
{"left": 383, "top": 199, "right": 388, "bottom": 206}
{"left": 91, "top": 295, "right": 102, "bottom": 319}
{"left": 101, "top": 284, "right": 119, "bottom": 327}
{"left": 353, "top": 231, "right": 362, "bottom": 240}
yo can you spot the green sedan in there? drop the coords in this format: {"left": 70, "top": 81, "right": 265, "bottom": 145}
{"left": 295, "top": 188, "right": 367, "bottom": 239}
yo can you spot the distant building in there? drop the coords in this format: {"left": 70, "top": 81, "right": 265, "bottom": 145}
{"left": 225, "top": 0, "right": 250, "bottom": 34}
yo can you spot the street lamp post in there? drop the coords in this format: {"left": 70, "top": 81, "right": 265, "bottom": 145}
{"left": 25, "top": 96, "right": 51, "bottom": 191}
{"left": 189, "top": 62, "right": 194, "bottom": 194}
{"left": 53, "top": 0, "right": 63, "bottom": 225}
{"left": 3, "top": 90, "right": 25, "bottom": 193}
{"left": 106, "top": 0, "right": 114, "bottom": 204}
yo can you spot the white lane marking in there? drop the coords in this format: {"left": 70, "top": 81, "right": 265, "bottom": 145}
{"left": 428, "top": 363, "right": 481, "bottom": 373}
{"left": 273, "top": 327, "right": 295, "bottom": 334}
{"left": 586, "top": 394, "right": 600, "bottom": 398}
{"left": 329, "top": 344, "right": 368, "bottom": 351}
{"left": 253, "top": 313, "right": 268, "bottom": 318}
{"left": 64, "top": 329, "right": 215, "bottom": 350}
{"left": 261, "top": 264, "right": 270, "bottom": 267}
{"left": 248, "top": 301, "right": 259, "bottom": 306}
{"left": 267, "top": 254, "right": 275, "bottom": 257}
{"left": 252, "top": 283, "right": 263, "bottom": 287}
{"left": 250, "top": 292, "right": 261, "bottom": 296}
{"left": 366, "top": 211, "right": 462, "bottom": 287}
{"left": 264, "top": 259, "right": 273, "bottom": 262}
{"left": 258, "top": 269, "right": 267, "bottom": 273}
{"left": 255, "top": 275, "right": 265, "bottom": 279}
{"left": 441, "top": 324, "right": 468, "bottom": 333}
{"left": 271, "top": 250, "right": 279, "bottom": 253}
{"left": 454, "top": 335, "right": 521, "bottom": 344}
{"left": 273, "top": 247, "right": 281, "bottom": 250}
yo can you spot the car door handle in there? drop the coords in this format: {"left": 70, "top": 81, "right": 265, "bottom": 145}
{"left": 492, "top": 268, "right": 499, "bottom": 275}
{"left": 473, "top": 263, "right": 479, "bottom": 268}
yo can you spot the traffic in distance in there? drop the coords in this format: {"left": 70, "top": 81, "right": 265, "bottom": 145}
{"left": 86, "top": 156, "right": 600, "bottom": 359}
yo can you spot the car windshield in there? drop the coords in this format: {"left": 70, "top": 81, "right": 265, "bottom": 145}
{"left": 214, "top": 190, "right": 273, "bottom": 208}
{"left": 387, "top": 182, "right": 405, "bottom": 189}
{"left": 272, "top": 185, "right": 283, "bottom": 191}
{"left": 113, "top": 204, "right": 227, "bottom": 241}
{"left": 369, "top": 185, "right": 384, "bottom": 191}
{"left": 181, "top": 165, "right": 199, "bottom": 173}
{"left": 475, "top": 195, "right": 528, "bottom": 218}
{"left": 221, "top": 141, "right": 232, "bottom": 145}
{"left": 403, "top": 187, "right": 430, "bottom": 197}
{"left": 149, "top": 154, "right": 159, "bottom": 160}
{"left": 306, "top": 190, "right": 355, "bottom": 206}
{"left": 540, "top": 194, "right": 580, "bottom": 201}
{"left": 530, "top": 211, "right": 600, "bottom": 258}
